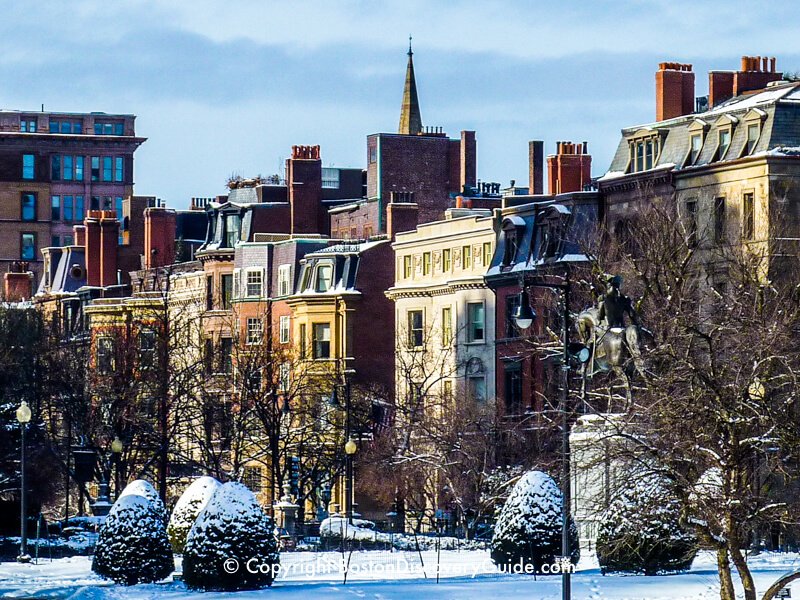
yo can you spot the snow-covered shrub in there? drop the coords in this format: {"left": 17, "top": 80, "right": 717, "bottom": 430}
{"left": 119, "top": 479, "right": 167, "bottom": 522}
{"left": 182, "top": 482, "right": 279, "bottom": 591}
{"left": 490, "top": 470, "right": 579, "bottom": 573}
{"left": 597, "top": 475, "right": 697, "bottom": 575}
{"left": 167, "top": 476, "right": 220, "bottom": 553}
{"left": 91, "top": 494, "right": 174, "bottom": 585}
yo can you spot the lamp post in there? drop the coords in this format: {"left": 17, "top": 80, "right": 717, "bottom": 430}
{"left": 16, "top": 400, "right": 32, "bottom": 563}
{"left": 111, "top": 436, "right": 123, "bottom": 500}
{"left": 513, "top": 273, "right": 586, "bottom": 600}
{"left": 331, "top": 371, "right": 357, "bottom": 524}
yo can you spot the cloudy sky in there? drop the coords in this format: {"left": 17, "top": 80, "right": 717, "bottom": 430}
{"left": 2, "top": 0, "right": 799, "bottom": 207}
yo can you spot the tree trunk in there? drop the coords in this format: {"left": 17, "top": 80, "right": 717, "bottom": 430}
{"left": 730, "top": 544, "right": 757, "bottom": 600}
{"left": 717, "top": 547, "right": 736, "bottom": 600}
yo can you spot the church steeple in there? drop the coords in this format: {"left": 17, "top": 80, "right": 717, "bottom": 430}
{"left": 398, "top": 37, "right": 423, "bottom": 136}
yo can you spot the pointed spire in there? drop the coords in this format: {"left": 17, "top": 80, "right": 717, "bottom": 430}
{"left": 398, "top": 37, "right": 423, "bottom": 136}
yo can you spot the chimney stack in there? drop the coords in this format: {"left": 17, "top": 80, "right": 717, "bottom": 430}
{"left": 547, "top": 141, "right": 592, "bottom": 195}
{"left": 386, "top": 201, "right": 419, "bottom": 240}
{"left": 288, "top": 145, "right": 323, "bottom": 235}
{"left": 4, "top": 262, "right": 34, "bottom": 302}
{"left": 144, "top": 207, "right": 177, "bottom": 269}
{"left": 528, "top": 140, "right": 544, "bottom": 195}
{"left": 460, "top": 130, "right": 477, "bottom": 190}
{"left": 709, "top": 56, "right": 782, "bottom": 108}
{"left": 656, "top": 62, "right": 695, "bottom": 121}
{"left": 84, "top": 210, "right": 119, "bottom": 287}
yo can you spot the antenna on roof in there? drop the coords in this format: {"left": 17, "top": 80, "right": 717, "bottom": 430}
{"left": 408, "top": 35, "right": 412, "bottom": 57}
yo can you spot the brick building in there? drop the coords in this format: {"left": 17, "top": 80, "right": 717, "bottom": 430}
{"left": 330, "top": 46, "right": 487, "bottom": 240}
{"left": 0, "top": 109, "right": 145, "bottom": 293}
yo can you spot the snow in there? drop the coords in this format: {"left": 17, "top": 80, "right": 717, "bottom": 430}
{"left": 119, "top": 479, "right": 166, "bottom": 519}
{"left": 168, "top": 476, "right": 220, "bottom": 552}
{"left": 2, "top": 550, "right": 800, "bottom": 599}
{"left": 320, "top": 516, "right": 485, "bottom": 551}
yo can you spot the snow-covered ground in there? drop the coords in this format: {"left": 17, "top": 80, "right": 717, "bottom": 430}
{"left": 1, "top": 549, "right": 799, "bottom": 599}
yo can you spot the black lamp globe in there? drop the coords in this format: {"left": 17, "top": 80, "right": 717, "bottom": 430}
{"left": 513, "top": 290, "right": 536, "bottom": 330}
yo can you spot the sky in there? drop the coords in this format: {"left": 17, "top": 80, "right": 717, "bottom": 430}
{"left": 2, "top": 0, "right": 800, "bottom": 208}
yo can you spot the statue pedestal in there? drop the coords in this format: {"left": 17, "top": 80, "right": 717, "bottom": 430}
{"left": 570, "top": 413, "right": 626, "bottom": 552}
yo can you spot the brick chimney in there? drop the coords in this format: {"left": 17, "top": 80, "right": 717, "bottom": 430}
{"left": 386, "top": 201, "right": 419, "bottom": 239}
{"left": 85, "top": 210, "right": 119, "bottom": 287}
{"left": 4, "top": 262, "right": 34, "bottom": 302}
{"left": 73, "top": 224, "right": 86, "bottom": 247}
{"left": 547, "top": 141, "right": 591, "bottom": 195}
{"left": 144, "top": 207, "right": 177, "bottom": 269}
{"left": 656, "top": 62, "right": 695, "bottom": 121}
{"left": 460, "top": 130, "right": 477, "bottom": 190}
{"left": 528, "top": 140, "right": 544, "bottom": 195}
{"left": 709, "top": 56, "right": 781, "bottom": 109}
{"left": 288, "top": 145, "right": 323, "bottom": 235}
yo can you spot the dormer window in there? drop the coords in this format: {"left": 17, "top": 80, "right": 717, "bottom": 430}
{"left": 315, "top": 263, "right": 333, "bottom": 292}
{"left": 501, "top": 217, "right": 526, "bottom": 267}
{"left": 741, "top": 109, "right": 766, "bottom": 157}
{"left": 627, "top": 130, "right": 662, "bottom": 173}
{"left": 746, "top": 124, "right": 759, "bottom": 154}
{"left": 717, "top": 129, "right": 731, "bottom": 160}
{"left": 689, "top": 134, "right": 702, "bottom": 164}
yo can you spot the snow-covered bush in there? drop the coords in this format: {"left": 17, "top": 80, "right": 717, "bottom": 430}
{"left": 182, "top": 482, "right": 279, "bottom": 591}
{"left": 167, "top": 476, "right": 220, "bottom": 553}
{"left": 490, "top": 470, "right": 579, "bottom": 573}
{"left": 597, "top": 475, "right": 697, "bottom": 575}
{"left": 91, "top": 494, "right": 174, "bottom": 585}
{"left": 119, "top": 479, "right": 167, "bottom": 522}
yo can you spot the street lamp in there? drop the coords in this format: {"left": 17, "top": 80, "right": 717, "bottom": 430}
{"left": 514, "top": 274, "right": 587, "bottom": 600}
{"left": 344, "top": 436, "right": 357, "bottom": 525}
{"left": 16, "top": 400, "right": 32, "bottom": 563}
{"left": 111, "top": 436, "right": 123, "bottom": 500}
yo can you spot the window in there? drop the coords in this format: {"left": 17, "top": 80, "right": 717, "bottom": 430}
{"left": 315, "top": 263, "right": 333, "bottom": 292}
{"left": 422, "top": 252, "right": 431, "bottom": 276}
{"left": 689, "top": 133, "right": 702, "bottom": 165}
{"left": 628, "top": 135, "right": 660, "bottom": 173}
{"left": 114, "top": 157, "right": 124, "bottom": 182}
{"left": 402, "top": 255, "right": 412, "bottom": 279}
{"left": 63, "top": 235, "right": 73, "bottom": 246}
{"left": 467, "top": 302, "right": 485, "bottom": 343}
{"left": 299, "top": 323, "right": 307, "bottom": 357}
{"left": 220, "top": 274, "right": 233, "bottom": 309}
{"left": 20, "top": 118, "right": 36, "bottom": 132}
{"left": 246, "top": 269, "right": 263, "bottom": 297}
{"left": 714, "top": 197, "right": 726, "bottom": 243}
{"left": 139, "top": 329, "right": 156, "bottom": 370}
{"left": 442, "top": 248, "right": 452, "bottom": 272}
{"left": 441, "top": 306, "right": 452, "bottom": 346}
{"left": 743, "top": 192, "right": 755, "bottom": 241}
{"left": 206, "top": 276, "right": 214, "bottom": 310}
{"left": 443, "top": 380, "right": 453, "bottom": 402}
{"left": 75, "top": 156, "right": 84, "bottom": 181}
{"left": 21, "top": 193, "right": 36, "bottom": 221}
{"left": 280, "top": 315, "right": 291, "bottom": 344}
{"left": 224, "top": 214, "right": 240, "bottom": 247}
{"left": 717, "top": 129, "right": 731, "bottom": 160}
{"left": 51, "top": 235, "right": 60, "bottom": 248}
{"left": 313, "top": 323, "right": 331, "bottom": 358}
{"left": 462, "top": 245, "right": 472, "bottom": 269}
{"left": 504, "top": 366, "right": 523, "bottom": 414}
{"left": 506, "top": 294, "right": 521, "bottom": 338}
{"left": 94, "top": 121, "right": 124, "bottom": 136}
{"left": 75, "top": 196, "right": 84, "bottom": 222}
{"left": 246, "top": 318, "right": 263, "bottom": 345}
{"left": 685, "top": 199, "right": 697, "bottom": 247}
{"left": 468, "top": 376, "right": 486, "bottom": 402}
{"left": 220, "top": 337, "right": 233, "bottom": 373}
{"left": 278, "top": 264, "right": 292, "bottom": 296}
{"left": 482, "top": 242, "right": 492, "bottom": 266}
{"left": 21, "top": 233, "right": 35, "bottom": 260}
{"left": 279, "top": 362, "right": 291, "bottom": 392}
{"left": 102, "top": 156, "right": 112, "bottom": 181}
{"left": 52, "top": 155, "right": 64, "bottom": 181}
{"left": 51, "top": 196, "right": 60, "bottom": 221}
{"left": 369, "top": 145, "right": 377, "bottom": 163}
{"left": 91, "top": 156, "right": 100, "bottom": 181}
{"left": 97, "top": 337, "right": 115, "bottom": 374}
{"left": 746, "top": 124, "right": 760, "bottom": 155}
{"left": 22, "top": 154, "right": 34, "bottom": 180}
{"left": 321, "top": 167, "right": 340, "bottom": 189}
{"left": 50, "top": 119, "right": 81, "bottom": 133}
{"left": 242, "top": 466, "right": 262, "bottom": 493}
{"left": 232, "top": 269, "right": 240, "bottom": 298}
{"left": 408, "top": 310, "right": 424, "bottom": 348}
